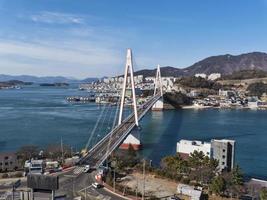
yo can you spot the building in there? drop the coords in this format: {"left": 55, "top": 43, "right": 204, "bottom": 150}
{"left": 28, "top": 160, "right": 45, "bottom": 174}
{"left": 176, "top": 139, "right": 211, "bottom": 158}
{"left": 0, "top": 152, "right": 20, "bottom": 172}
{"left": 145, "top": 76, "right": 155, "bottom": 82}
{"left": 218, "top": 89, "right": 236, "bottom": 98}
{"left": 120, "top": 130, "right": 141, "bottom": 150}
{"left": 245, "top": 178, "right": 267, "bottom": 199}
{"left": 211, "top": 139, "right": 235, "bottom": 172}
{"left": 194, "top": 73, "right": 207, "bottom": 79}
{"left": 247, "top": 96, "right": 259, "bottom": 109}
{"left": 177, "top": 139, "right": 235, "bottom": 172}
{"left": 208, "top": 73, "right": 221, "bottom": 81}
{"left": 177, "top": 184, "right": 202, "bottom": 200}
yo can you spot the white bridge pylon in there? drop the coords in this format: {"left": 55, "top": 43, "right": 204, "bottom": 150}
{"left": 117, "top": 49, "right": 164, "bottom": 150}
{"left": 154, "top": 64, "right": 163, "bottom": 97}
{"left": 118, "top": 48, "right": 139, "bottom": 127}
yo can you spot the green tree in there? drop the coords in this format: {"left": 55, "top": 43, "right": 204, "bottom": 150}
{"left": 16, "top": 145, "right": 39, "bottom": 162}
{"left": 210, "top": 176, "right": 226, "bottom": 195}
{"left": 247, "top": 82, "right": 267, "bottom": 97}
{"left": 163, "top": 92, "right": 192, "bottom": 108}
{"left": 260, "top": 188, "right": 267, "bottom": 200}
{"left": 188, "top": 151, "right": 205, "bottom": 168}
{"left": 232, "top": 165, "right": 243, "bottom": 185}
{"left": 44, "top": 143, "right": 72, "bottom": 161}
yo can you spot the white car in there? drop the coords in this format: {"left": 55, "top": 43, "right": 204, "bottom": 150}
{"left": 92, "top": 182, "right": 102, "bottom": 189}
{"left": 83, "top": 165, "right": 90, "bottom": 173}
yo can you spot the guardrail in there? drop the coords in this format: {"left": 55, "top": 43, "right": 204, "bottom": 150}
{"left": 95, "top": 94, "right": 161, "bottom": 167}
{"left": 80, "top": 93, "right": 162, "bottom": 166}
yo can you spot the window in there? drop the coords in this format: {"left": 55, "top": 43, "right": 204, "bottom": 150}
{"left": 0, "top": 163, "right": 2, "bottom": 166}
{"left": 222, "top": 149, "right": 226, "bottom": 152}
{"left": 9, "top": 162, "right": 13, "bottom": 165}
{"left": 222, "top": 155, "right": 225, "bottom": 159}
{"left": 5, "top": 162, "right": 8, "bottom": 166}
{"left": 4, "top": 156, "right": 8, "bottom": 160}
{"left": 222, "top": 162, "right": 225, "bottom": 165}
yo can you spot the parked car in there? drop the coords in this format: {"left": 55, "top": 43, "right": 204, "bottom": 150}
{"left": 92, "top": 182, "right": 102, "bottom": 189}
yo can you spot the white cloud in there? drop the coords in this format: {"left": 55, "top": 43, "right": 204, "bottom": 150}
{"left": 0, "top": 11, "right": 157, "bottom": 78}
{"left": 30, "top": 11, "right": 84, "bottom": 25}
{"left": 0, "top": 39, "right": 124, "bottom": 78}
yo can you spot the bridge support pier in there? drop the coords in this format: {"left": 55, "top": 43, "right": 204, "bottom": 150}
{"left": 152, "top": 97, "right": 164, "bottom": 111}
{"left": 120, "top": 130, "right": 141, "bottom": 150}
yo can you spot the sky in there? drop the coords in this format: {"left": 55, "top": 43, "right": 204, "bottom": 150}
{"left": 0, "top": 0, "right": 267, "bottom": 78}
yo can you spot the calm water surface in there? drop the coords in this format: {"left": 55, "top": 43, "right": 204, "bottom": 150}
{"left": 0, "top": 86, "right": 266, "bottom": 178}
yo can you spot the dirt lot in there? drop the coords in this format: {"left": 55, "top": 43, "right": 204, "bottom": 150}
{"left": 120, "top": 172, "right": 189, "bottom": 199}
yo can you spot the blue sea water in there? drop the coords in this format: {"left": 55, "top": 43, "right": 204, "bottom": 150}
{"left": 0, "top": 86, "right": 266, "bottom": 179}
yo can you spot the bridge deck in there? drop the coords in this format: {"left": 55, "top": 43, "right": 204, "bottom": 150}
{"left": 80, "top": 94, "right": 161, "bottom": 167}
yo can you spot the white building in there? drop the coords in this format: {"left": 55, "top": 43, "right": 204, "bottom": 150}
{"left": 211, "top": 139, "right": 235, "bottom": 172}
{"left": 177, "top": 139, "right": 236, "bottom": 172}
{"left": 176, "top": 139, "right": 211, "bottom": 158}
{"left": 29, "top": 160, "right": 45, "bottom": 174}
{"left": 0, "top": 152, "right": 20, "bottom": 171}
{"left": 247, "top": 96, "right": 259, "bottom": 109}
{"left": 145, "top": 77, "right": 155, "bottom": 82}
{"left": 177, "top": 184, "right": 202, "bottom": 200}
{"left": 195, "top": 73, "right": 207, "bottom": 79}
{"left": 218, "top": 89, "right": 236, "bottom": 97}
{"left": 208, "top": 73, "right": 221, "bottom": 81}
{"left": 118, "top": 77, "right": 124, "bottom": 83}
{"left": 103, "top": 78, "right": 110, "bottom": 84}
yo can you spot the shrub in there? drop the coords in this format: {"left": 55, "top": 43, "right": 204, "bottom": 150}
{"left": 1, "top": 173, "right": 9, "bottom": 178}
{"left": 12, "top": 172, "right": 23, "bottom": 178}
{"left": 181, "top": 177, "right": 190, "bottom": 184}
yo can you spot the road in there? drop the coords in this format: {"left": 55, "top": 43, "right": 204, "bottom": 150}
{"left": 0, "top": 167, "right": 127, "bottom": 200}
{"left": 56, "top": 167, "right": 127, "bottom": 200}
{"left": 0, "top": 95, "right": 160, "bottom": 199}
{"left": 80, "top": 94, "right": 161, "bottom": 168}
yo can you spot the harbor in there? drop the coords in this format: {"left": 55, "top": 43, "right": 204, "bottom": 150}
{"left": 0, "top": 85, "right": 266, "bottom": 179}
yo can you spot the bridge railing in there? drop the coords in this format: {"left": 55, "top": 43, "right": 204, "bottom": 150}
{"left": 80, "top": 93, "right": 162, "bottom": 166}
{"left": 95, "top": 94, "right": 161, "bottom": 166}
{"left": 87, "top": 104, "right": 137, "bottom": 155}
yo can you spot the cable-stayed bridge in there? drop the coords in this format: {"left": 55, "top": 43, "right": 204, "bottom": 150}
{"left": 79, "top": 48, "right": 163, "bottom": 168}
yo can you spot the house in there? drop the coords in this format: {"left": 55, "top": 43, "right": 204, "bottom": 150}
{"left": 176, "top": 138, "right": 236, "bottom": 172}
{"left": 176, "top": 140, "right": 211, "bottom": 158}
{"left": 195, "top": 73, "right": 207, "bottom": 79}
{"left": 208, "top": 73, "right": 221, "bottom": 81}
{"left": 211, "top": 139, "right": 235, "bottom": 172}
{"left": 0, "top": 152, "right": 20, "bottom": 172}
{"left": 177, "top": 184, "right": 202, "bottom": 200}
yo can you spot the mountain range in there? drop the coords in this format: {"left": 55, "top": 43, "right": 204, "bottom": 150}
{"left": 0, "top": 74, "right": 98, "bottom": 83}
{"left": 135, "top": 52, "right": 267, "bottom": 77}
{"left": 1, "top": 52, "right": 267, "bottom": 82}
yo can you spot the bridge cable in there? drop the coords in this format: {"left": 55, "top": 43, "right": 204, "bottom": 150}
{"left": 84, "top": 103, "right": 107, "bottom": 151}
{"left": 104, "top": 95, "right": 122, "bottom": 163}
{"left": 93, "top": 103, "right": 111, "bottom": 145}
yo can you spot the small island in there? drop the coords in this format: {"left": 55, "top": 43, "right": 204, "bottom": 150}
{"left": 0, "top": 80, "right": 32, "bottom": 90}
{"left": 39, "top": 82, "right": 69, "bottom": 87}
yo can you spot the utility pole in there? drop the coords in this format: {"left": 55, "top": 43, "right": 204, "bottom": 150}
{"left": 70, "top": 146, "right": 73, "bottom": 157}
{"left": 113, "top": 168, "right": 116, "bottom": 192}
{"left": 142, "top": 159, "right": 146, "bottom": 200}
{"left": 61, "top": 138, "right": 64, "bottom": 163}
{"left": 136, "top": 179, "right": 138, "bottom": 199}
